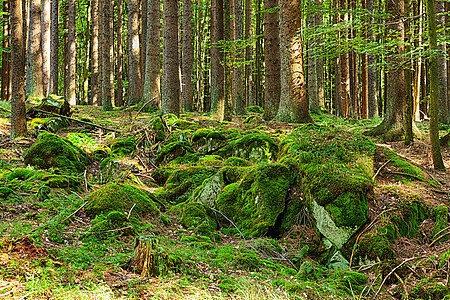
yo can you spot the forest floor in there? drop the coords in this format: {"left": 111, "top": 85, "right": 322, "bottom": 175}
{"left": 0, "top": 105, "right": 449, "bottom": 299}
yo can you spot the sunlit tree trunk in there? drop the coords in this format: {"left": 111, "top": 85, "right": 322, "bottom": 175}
{"left": 116, "top": 0, "right": 124, "bottom": 107}
{"left": 210, "top": 0, "right": 225, "bottom": 119}
{"left": 143, "top": 0, "right": 161, "bottom": 109}
{"left": 276, "top": 0, "right": 313, "bottom": 123}
{"left": 263, "top": 0, "right": 280, "bottom": 119}
{"left": 182, "top": 0, "right": 193, "bottom": 112}
{"left": 404, "top": 0, "right": 413, "bottom": 145}
{"left": 162, "top": 0, "right": 180, "bottom": 115}
{"left": 339, "top": 0, "right": 349, "bottom": 117}
{"left": 41, "top": 0, "right": 50, "bottom": 96}
{"left": 1, "top": 0, "right": 11, "bottom": 102}
{"left": 436, "top": 1, "right": 448, "bottom": 123}
{"left": 233, "top": 0, "right": 244, "bottom": 114}
{"left": 128, "top": 0, "right": 142, "bottom": 105}
{"left": 367, "top": 0, "right": 378, "bottom": 118}
{"left": 101, "top": 0, "right": 114, "bottom": 111}
{"left": 49, "top": 0, "right": 59, "bottom": 95}
{"left": 244, "top": 0, "right": 252, "bottom": 107}
{"left": 427, "top": 0, "right": 445, "bottom": 170}
{"left": 67, "top": 0, "right": 76, "bottom": 105}
{"left": 26, "top": 0, "right": 44, "bottom": 100}
{"left": 10, "top": 0, "right": 27, "bottom": 138}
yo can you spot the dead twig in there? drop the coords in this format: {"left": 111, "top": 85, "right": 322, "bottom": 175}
{"left": 385, "top": 171, "right": 423, "bottom": 181}
{"left": 63, "top": 201, "right": 90, "bottom": 223}
{"left": 394, "top": 272, "right": 409, "bottom": 300}
{"left": 428, "top": 226, "right": 450, "bottom": 247}
{"left": 374, "top": 257, "right": 421, "bottom": 298}
{"left": 127, "top": 204, "right": 137, "bottom": 220}
{"left": 32, "top": 108, "right": 116, "bottom": 132}
{"left": 373, "top": 159, "right": 391, "bottom": 181}
{"left": 210, "top": 207, "right": 245, "bottom": 240}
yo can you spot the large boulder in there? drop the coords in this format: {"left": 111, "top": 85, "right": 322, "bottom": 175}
{"left": 217, "top": 133, "right": 278, "bottom": 163}
{"left": 24, "top": 132, "right": 90, "bottom": 173}
{"left": 37, "top": 94, "right": 71, "bottom": 116}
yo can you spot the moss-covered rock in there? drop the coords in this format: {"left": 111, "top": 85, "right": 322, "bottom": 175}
{"left": 432, "top": 206, "right": 448, "bottom": 243}
{"left": 0, "top": 187, "right": 20, "bottom": 202}
{"left": 217, "top": 133, "right": 278, "bottom": 163}
{"left": 150, "top": 117, "right": 166, "bottom": 142}
{"left": 279, "top": 124, "right": 375, "bottom": 249}
{"left": 37, "top": 94, "right": 71, "bottom": 116}
{"left": 223, "top": 157, "right": 251, "bottom": 167}
{"left": 180, "top": 202, "right": 217, "bottom": 233}
{"left": 6, "top": 168, "right": 36, "bottom": 181}
{"left": 215, "top": 164, "right": 290, "bottom": 237}
{"left": 24, "top": 132, "right": 90, "bottom": 173}
{"left": 158, "top": 167, "right": 217, "bottom": 204}
{"left": 110, "top": 137, "right": 136, "bottom": 157}
{"left": 85, "top": 183, "right": 159, "bottom": 218}
{"left": 155, "top": 141, "right": 194, "bottom": 166}
{"left": 192, "top": 172, "right": 224, "bottom": 207}
{"left": 383, "top": 148, "right": 425, "bottom": 181}
{"left": 245, "top": 106, "right": 265, "bottom": 115}
{"left": 42, "top": 174, "right": 81, "bottom": 188}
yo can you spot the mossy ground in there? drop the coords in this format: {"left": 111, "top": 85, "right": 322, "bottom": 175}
{"left": 0, "top": 107, "right": 449, "bottom": 299}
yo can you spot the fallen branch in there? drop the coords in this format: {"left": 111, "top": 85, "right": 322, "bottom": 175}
{"left": 385, "top": 171, "right": 423, "bottom": 181}
{"left": 127, "top": 203, "right": 137, "bottom": 220}
{"left": 374, "top": 257, "right": 421, "bottom": 298}
{"left": 32, "top": 108, "right": 116, "bottom": 132}
{"left": 428, "top": 226, "right": 450, "bottom": 247}
{"left": 210, "top": 207, "right": 245, "bottom": 240}
{"left": 372, "top": 159, "right": 391, "bottom": 181}
{"left": 63, "top": 200, "right": 90, "bottom": 223}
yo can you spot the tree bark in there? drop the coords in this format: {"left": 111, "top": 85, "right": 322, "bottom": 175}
{"left": 141, "top": 0, "right": 148, "bottom": 80}
{"left": 436, "top": 1, "right": 448, "bottom": 123}
{"left": 210, "top": 0, "right": 224, "bottom": 119}
{"left": 143, "top": 0, "right": 161, "bottom": 109}
{"left": 162, "top": 0, "right": 180, "bottom": 115}
{"left": 182, "top": 0, "right": 193, "bottom": 112}
{"left": 404, "top": 0, "right": 413, "bottom": 145}
{"left": 263, "top": 0, "right": 280, "bottom": 119}
{"left": 244, "top": 0, "right": 252, "bottom": 107}
{"left": 427, "top": 0, "right": 445, "bottom": 170}
{"left": 1, "top": 0, "right": 11, "bottom": 102}
{"left": 101, "top": 0, "right": 114, "bottom": 111}
{"left": 128, "top": 0, "right": 142, "bottom": 105}
{"left": 67, "top": 0, "right": 76, "bottom": 105}
{"left": 276, "top": 0, "right": 313, "bottom": 123}
{"left": 26, "top": 0, "right": 44, "bottom": 100}
{"left": 49, "top": 0, "right": 59, "bottom": 95}
{"left": 367, "top": 0, "right": 378, "bottom": 118}
{"left": 10, "top": 0, "right": 27, "bottom": 138}
{"left": 116, "top": 0, "right": 124, "bottom": 107}
{"left": 339, "top": 0, "right": 349, "bottom": 117}
{"left": 41, "top": 0, "right": 51, "bottom": 96}
{"left": 233, "top": 0, "right": 244, "bottom": 115}
{"left": 365, "top": 0, "right": 405, "bottom": 141}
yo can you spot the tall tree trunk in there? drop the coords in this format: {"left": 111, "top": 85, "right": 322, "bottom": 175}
{"left": 276, "top": 0, "right": 313, "bottom": 123}
{"left": 41, "top": 0, "right": 50, "bottom": 96}
{"left": 116, "top": 0, "right": 124, "bottom": 107}
{"left": 427, "top": 0, "right": 445, "bottom": 170}
{"left": 413, "top": 0, "right": 424, "bottom": 121}
{"left": 10, "top": 0, "right": 27, "bottom": 138}
{"left": 255, "top": 0, "right": 262, "bottom": 106}
{"left": 90, "top": 0, "right": 99, "bottom": 105}
{"left": 223, "top": 0, "right": 232, "bottom": 120}
{"left": 128, "top": 0, "right": 142, "bottom": 105}
{"left": 1, "top": 0, "right": 11, "bottom": 102}
{"left": 182, "top": 0, "right": 193, "bottom": 111}
{"left": 366, "top": 0, "right": 405, "bottom": 140}
{"left": 141, "top": 0, "right": 148, "bottom": 80}
{"left": 367, "top": 0, "right": 377, "bottom": 118}
{"left": 244, "top": 0, "right": 252, "bottom": 107}
{"left": 67, "top": 0, "right": 76, "bottom": 105}
{"left": 361, "top": 0, "right": 368, "bottom": 119}
{"left": 436, "top": 1, "right": 448, "bottom": 123}
{"left": 143, "top": 0, "right": 160, "bottom": 108}
{"left": 263, "top": 0, "right": 280, "bottom": 119}
{"left": 26, "top": 0, "right": 44, "bottom": 100}
{"left": 49, "top": 0, "right": 59, "bottom": 95}
{"left": 233, "top": 0, "right": 244, "bottom": 115}
{"left": 404, "top": 0, "right": 413, "bottom": 145}
{"left": 101, "top": 0, "right": 114, "bottom": 111}
{"left": 210, "top": 0, "right": 224, "bottom": 119}
{"left": 339, "top": 0, "right": 349, "bottom": 117}
{"left": 162, "top": 0, "right": 180, "bottom": 115}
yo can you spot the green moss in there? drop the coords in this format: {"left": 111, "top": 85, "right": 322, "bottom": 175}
{"left": 357, "top": 234, "right": 395, "bottom": 261}
{"left": 169, "top": 152, "right": 201, "bottom": 166}
{"left": 196, "top": 155, "right": 223, "bottom": 167}
{"left": 180, "top": 202, "right": 217, "bottom": 232}
{"left": 155, "top": 141, "right": 193, "bottom": 166}
{"left": 391, "top": 200, "right": 426, "bottom": 238}
{"left": 245, "top": 106, "right": 265, "bottom": 115}
{"left": 217, "top": 133, "right": 278, "bottom": 163}
{"left": 326, "top": 192, "right": 368, "bottom": 228}
{"left": 89, "top": 211, "right": 139, "bottom": 238}
{"left": 223, "top": 157, "right": 251, "bottom": 167}
{"left": 85, "top": 183, "right": 160, "bottom": 218}
{"left": 159, "top": 167, "right": 217, "bottom": 204}
{"left": 432, "top": 206, "right": 448, "bottom": 243}
{"left": 383, "top": 149, "right": 425, "bottom": 181}
{"left": 6, "top": 168, "right": 35, "bottom": 181}
{"left": 152, "top": 167, "right": 177, "bottom": 185}
{"left": 41, "top": 174, "right": 81, "bottom": 188}
{"left": 216, "top": 164, "right": 290, "bottom": 237}
{"left": 0, "top": 187, "right": 14, "bottom": 199}
{"left": 110, "top": 137, "right": 136, "bottom": 157}
{"left": 24, "top": 132, "right": 90, "bottom": 173}
{"left": 150, "top": 118, "right": 166, "bottom": 142}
